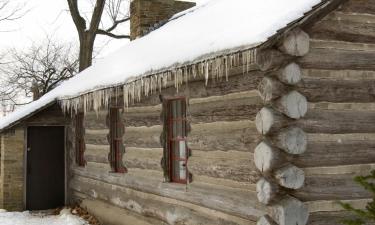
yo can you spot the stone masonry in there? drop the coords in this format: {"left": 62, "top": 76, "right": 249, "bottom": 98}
{"left": 0, "top": 127, "right": 25, "bottom": 211}
{"left": 130, "top": 0, "right": 196, "bottom": 40}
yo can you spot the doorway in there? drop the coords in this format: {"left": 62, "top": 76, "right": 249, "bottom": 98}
{"left": 26, "top": 126, "right": 65, "bottom": 210}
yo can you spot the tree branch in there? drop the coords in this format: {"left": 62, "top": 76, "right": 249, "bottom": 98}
{"left": 96, "top": 29, "right": 130, "bottom": 39}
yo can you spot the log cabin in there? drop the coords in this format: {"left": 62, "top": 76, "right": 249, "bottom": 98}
{"left": 0, "top": 0, "right": 374, "bottom": 224}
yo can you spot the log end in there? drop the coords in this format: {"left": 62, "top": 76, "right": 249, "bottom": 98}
{"left": 276, "top": 127, "right": 307, "bottom": 155}
{"left": 274, "top": 164, "right": 305, "bottom": 189}
{"left": 270, "top": 196, "right": 309, "bottom": 225}
{"left": 254, "top": 142, "right": 283, "bottom": 173}
{"left": 279, "top": 28, "right": 310, "bottom": 57}
{"left": 256, "top": 178, "right": 279, "bottom": 205}
{"left": 276, "top": 91, "right": 308, "bottom": 119}
{"left": 256, "top": 107, "right": 275, "bottom": 135}
{"left": 280, "top": 62, "right": 302, "bottom": 85}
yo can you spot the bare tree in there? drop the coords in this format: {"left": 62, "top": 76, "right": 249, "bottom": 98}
{"left": 67, "top": 0, "right": 130, "bottom": 71}
{"left": 1, "top": 37, "right": 79, "bottom": 102}
{"left": 0, "top": 0, "right": 27, "bottom": 32}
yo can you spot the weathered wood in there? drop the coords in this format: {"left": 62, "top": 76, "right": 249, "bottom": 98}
{"left": 296, "top": 108, "right": 375, "bottom": 134}
{"left": 256, "top": 178, "right": 279, "bottom": 205}
{"left": 271, "top": 127, "right": 307, "bottom": 155}
{"left": 86, "top": 120, "right": 260, "bottom": 152}
{"left": 255, "top": 107, "right": 290, "bottom": 135}
{"left": 307, "top": 211, "right": 360, "bottom": 225}
{"left": 278, "top": 28, "right": 310, "bottom": 56}
{"left": 338, "top": 0, "right": 375, "bottom": 14}
{"left": 298, "top": 77, "right": 375, "bottom": 103}
{"left": 274, "top": 164, "right": 305, "bottom": 190}
{"left": 270, "top": 62, "right": 302, "bottom": 85}
{"left": 257, "top": 215, "right": 277, "bottom": 225}
{"left": 70, "top": 168, "right": 266, "bottom": 221}
{"left": 306, "top": 198, "right": 371, "bottom": 213}
{"left": 70, "top": 175, "right": 256, "bottom": 225}
{"left": 293, "top": 133, "right": 375, "bottom": 167}
{"left": 258, "top": 77, "right": 288, "bottom": 102}
{"left": 25, "top": 103, "right": 70, "bottom": 125}
{"left": 269, "top": 196, "right": 309, "bottom": 225}
{"left": 309, "top": 11, "right": 375, "bottom": 44}
{"left": 256, "top": 50, "right": 287, "bottom": 71}
{"left": 294, "top": 173, "right": 372, "bottom": 201}
{"left": 254, "top": 142, "right": 286, "bottom": 174}
{"left": 85, "top": 145, "right": 259, "bottom": 183}
{"left": 273, "top": 91, "right": 308, "bottom": 119}
{"left": 299, "top": 47, "right": 375, "bottom": 70}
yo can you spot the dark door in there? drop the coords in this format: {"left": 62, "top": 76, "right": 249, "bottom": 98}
{"left": 26, "top": 126, "right": 65, "bottom": 210}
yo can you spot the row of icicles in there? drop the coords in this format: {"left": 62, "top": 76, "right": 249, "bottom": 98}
{"left": 60, "top": 48, "right": 258, "bottom": 115}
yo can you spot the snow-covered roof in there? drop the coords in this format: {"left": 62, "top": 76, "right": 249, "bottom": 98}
{"left": 0, "top": 0, "right": 330, "bottom": 131}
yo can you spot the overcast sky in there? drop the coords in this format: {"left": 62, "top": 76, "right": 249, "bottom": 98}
{"left": 1, "top": 0, "right": 208, "bottom": 57}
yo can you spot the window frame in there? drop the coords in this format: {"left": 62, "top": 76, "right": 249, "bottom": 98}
{"left": 165, "top": 96, "right": 189, "bottom": 184}
{"left": 75, "top": 112, "right": 86, "bottom": 167}
{"left": 108, "top": 105, "right": 127, "bottom": 174}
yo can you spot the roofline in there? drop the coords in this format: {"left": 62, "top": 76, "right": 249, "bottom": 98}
{"left": 0, "top": 0, "right": 348, "bottom": 132}
{"left": 0, "top": 101, "right": 58, "bottom": 133}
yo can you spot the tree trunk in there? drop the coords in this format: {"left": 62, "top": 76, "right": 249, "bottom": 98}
{"left": 79, "top": 33, "right": 95, "bottom": 72}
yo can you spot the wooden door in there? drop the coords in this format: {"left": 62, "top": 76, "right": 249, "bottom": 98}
{"left": 26, "top": 126, "right": 65, "bottom": 210}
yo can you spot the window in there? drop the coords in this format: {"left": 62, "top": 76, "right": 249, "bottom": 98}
{"left": 108, "top": 105, "right": 127, "bottom": 173}
{"left": 161, "top": 97, "right": 191, "bottom": 184}
{"left": 75, "top": 112, "right": 86, "bottom": 167}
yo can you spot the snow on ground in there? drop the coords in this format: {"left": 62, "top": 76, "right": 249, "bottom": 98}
{"left": 0, "top": 0, "right": 322, "bottom": 131}
{"left": 0, "top": 208, "right": 89, "bottom": 225}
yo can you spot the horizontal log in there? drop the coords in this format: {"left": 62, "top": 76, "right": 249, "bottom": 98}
{"left": 296, "top": 108, "right": 375, "bottom": 133}
{"left": 302, "top": 69, "right": 375, "bottom": 81}
{"left": 303, "top": 163, "right": 375, "bottom": 176}
{"left": 70, "top": 175, "right": 256, "bottom": 225}
{"left": 86, "top": 120, "right": 259, "bottom": 152}
{"left": 70, "top": 168, "right": 266, "bottom": 221}
{"left": 307, "top": 211, "right": 361, "bottom": 225}
{"left": 299, "top": 46, "right": 375, "bottom": 70}
{"left": 337, "top": 0, "right": 375, "bottom": 14}
{"left": 258, "top": 77, "right": 288, "bottom": 102}
{"left": 306, "top": 198, "right": 371, "bottom": 213}
{"left": 256, "top": 50, "right": 288, "bottom": 71}
{"left": 85, "top": 90, "right": 262, "bottom": 128}
{"left": 81, "top": 199, "right": 165, "bottom": 225}
{"left": 309, "top": 11, "right": 375, "bottom": 43}
{"left": 297, "top": 76, "right": 375, "bottom": 103}
{"left": 85, "top": 144, "right": 258, "bottom": 183}
{"left": 293, "top": 173, "right": 372, "bottom": 201}
{"left": 278, "top": 28, "right": 310, "bottom": 56}
{"left": 293, "top": 133, "right": 375, "bottom": 167}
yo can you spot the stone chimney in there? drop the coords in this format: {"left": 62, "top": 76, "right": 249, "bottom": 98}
{"left": 130, "top": 0, "right": 196, "bottom": 40}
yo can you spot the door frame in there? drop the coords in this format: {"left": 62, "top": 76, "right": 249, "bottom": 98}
{"left": 23, "top": 125, "right": 68, "bottom": 210}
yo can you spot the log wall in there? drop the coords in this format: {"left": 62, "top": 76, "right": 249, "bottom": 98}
{"left": 67, "top": 1, "right": 375, "bottom": 224}
{"left": 299, "top": 1, "right": 375, "bottom": 224}
{"left": 68, "top": 70, "right": 267, "bottom": 225}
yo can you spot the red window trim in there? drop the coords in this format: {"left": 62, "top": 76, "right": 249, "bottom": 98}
{"left": 108, "top": 106, "right": 127, "bottom": 173}
{"left": 166, "top": 97, "right": 189, "bottom": 184}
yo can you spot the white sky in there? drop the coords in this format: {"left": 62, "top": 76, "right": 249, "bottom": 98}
{"left": 0, "top": 0, "right": 208, "bottom": 57}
